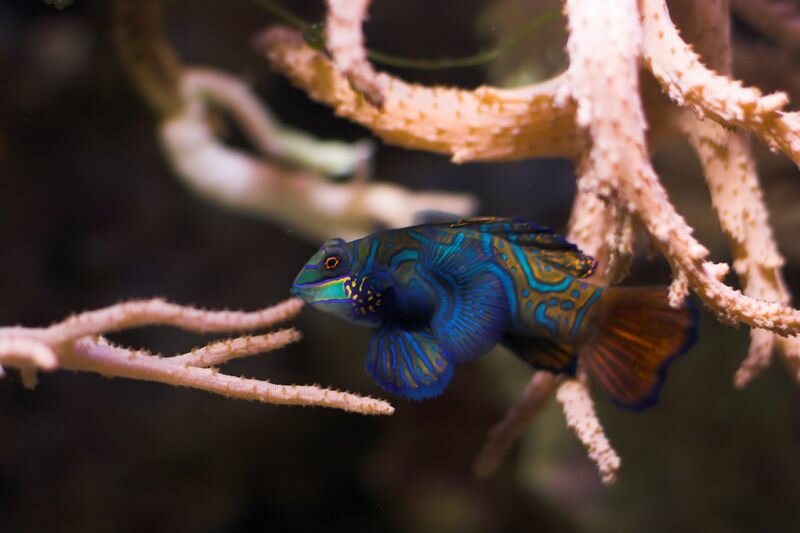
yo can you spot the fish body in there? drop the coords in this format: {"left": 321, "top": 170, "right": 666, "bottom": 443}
{"left": 292, "top": 217, "right": 697, "bottom": 409}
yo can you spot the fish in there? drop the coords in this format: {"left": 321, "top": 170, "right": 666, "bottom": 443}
{"left": 291, "top": 216, "right": 697, "bottom": 410}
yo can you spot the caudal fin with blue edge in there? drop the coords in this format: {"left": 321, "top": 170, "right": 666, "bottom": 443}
{"left": 580, "top": 287, "right": 697, "bottom": 410}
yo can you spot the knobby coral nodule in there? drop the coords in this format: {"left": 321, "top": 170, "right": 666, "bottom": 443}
{"left": 4, "top": 0, "right": 800, "bottom": 485}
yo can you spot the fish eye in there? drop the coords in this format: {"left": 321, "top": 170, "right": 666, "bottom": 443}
{"left": 324, "top": 255, "right": 341, "bottom": 270}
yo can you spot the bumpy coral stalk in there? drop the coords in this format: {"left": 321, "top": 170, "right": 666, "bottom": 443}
{"left": 115, "top": 0, "right": 475, "bottom": 243}
{"left": 473, "top": 372, "right": 558, "bottom": 479}
{"left": 474, "top": 159, "right": 628, "bottom": 482}
{"left": 556, "top": 379, "right": 621, "bottom": 485}
{"left": 558, "top": 0, "right": 800, "bottom": 340}
{"left": 259, "top": 27, "right": 583, "bottom": 162}
{"left": 560, "top": 0, "right": 645, "bottom": 194}
{"left": 325, "top": 0, "right": 384, "bottom": 107}
{"left": 169, "top": 329, "right": 301, "bottom": 367}
{"left": 641, "top": 0, "right": 800, "bottom": 166}
{"left": 679, "top": 114, "right": 800, "bottom": 384}
{"left": 162, "top": 68, "right": 476, "bottom": 241}
{"left": 0, "top": 298, "right": 393, "bottom": 415}
{"left": 667, "top": 0, "right": 800, "bottom": 386}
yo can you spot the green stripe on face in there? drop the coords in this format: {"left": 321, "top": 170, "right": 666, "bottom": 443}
{"left": 296, "top": 276, "right": 352, "bottom": 304}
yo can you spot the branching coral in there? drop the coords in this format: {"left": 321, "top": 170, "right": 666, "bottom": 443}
{"left": 260, "top": 27, "right": 583, "bottom": 163}
{"left": 113, "top": 0, "right": 475, "bottom": 242}
{"left": 0, "top": 297, "right": 393, "bottom": 415}
{"left": 0, "top": 0, "right": 476, "bottom": 421}
{"left": 8, "top": 0, "right": 800, "bottom": 486}
{"left": 258, "top": 0, "right": 800, "bottom": 483}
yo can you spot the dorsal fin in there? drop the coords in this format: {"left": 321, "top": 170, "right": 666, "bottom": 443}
{"left": 448, "top": 217, "right": 598, "bottom": 278}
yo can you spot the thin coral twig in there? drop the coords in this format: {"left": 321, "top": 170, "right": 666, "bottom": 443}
{"left": 473, "top": 372, "right": 558, "bottom": 479}
{"left": 161, "top": 74, "right": 476, "bottom": 241}
{"left": 641, "top": 0, "right": 800, "bottom": 166}
{"left": 0, "top": 298, "right": 394, "bottom": 415}
{"left": 37, "top": 298, "right": 304, "bottom": 344}
{"left": 61, "top": 337, "right": 391, "bottom": 415}
{"left": 182, "top": 68, "right": 373, "bottom": 178}
{"left": 169, "top": 329, "right": 302, "bottom": 368}
{"left": 325, "top": 0, "right": 384, "bottom": 107}
{"left": 556, "top": 379, "right": 621, "bottom": 485}
{"left": 677, "top": 113, "right": 800, "bottom": 385}
{"left": 113, "top": 0, "right": 474, "bottom": 243}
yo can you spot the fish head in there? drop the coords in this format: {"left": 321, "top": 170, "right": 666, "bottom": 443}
{"left": 291, "top": 238, "right": 365, "bottom": 322}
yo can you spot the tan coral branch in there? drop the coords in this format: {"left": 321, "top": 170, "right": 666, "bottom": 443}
{"left": 0, "top": 299, "right": 393, "bottom": 415}
{"left": 473, "top": 372, "right": 558, "bottom": 479}
{"left": 556, "top": 379, "right": 621, "bottom": 485}
{"left": 36, "top": 297, "right": 304, "bottom": 344}
{"left": 473, "top": 158, "right": 628, "bottom": 481}
{"left": 641, "top": 0, "right": 800, "bottom": 167}
{"left": 258, "top": 26, "right": 583, "bottom": 163}
{"left": 161, "top": 69, "right": 476, "bottom": 242}
{"left": 62, "top": 337, "right": 390, "bottom": 414}
{"left": 559, "top": 0, "right": 800, "bottom": 338}
{"left": 183, "top": 68, "right": 374, "bottom": 178}
{"left": 325, "top": 0, "right": 384, "bottom": 107}
{"left": 112, "top": 0, "right": 183, "bottom": 116}
{"left": 169, "top": 328, "right": 302, "bottom": 368}
{"left": 677, "top": 112, "right": 800, "bottom": 384}
{"left": 561, "top": 0, "right": 646, "bottom": 196}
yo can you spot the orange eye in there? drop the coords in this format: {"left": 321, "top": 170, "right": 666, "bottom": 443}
{"left": 324, "top": 255, "right": 341, "bottom": 270}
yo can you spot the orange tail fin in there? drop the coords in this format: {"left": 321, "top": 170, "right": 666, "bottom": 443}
{"left": 579, "top": 287, "right": 697, "bottom": 410}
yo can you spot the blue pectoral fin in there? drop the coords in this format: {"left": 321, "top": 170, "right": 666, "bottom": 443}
{"left": 417, "top": 234, "right": 509, "bottom": 363}
{"left": 365, "top": 323, "right": 454, "bottom": 400}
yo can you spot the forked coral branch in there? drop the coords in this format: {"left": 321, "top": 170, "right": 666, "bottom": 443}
{"left": 21, "top": 0, "right": 794, "bottom": 485}
{"left": 113, "top": 0, "right": 475, "bottom": 243}
{"left": 258, "top": 0, "right": 800, "bottom": 483}
{"left": 262, "top": 0, "right": 800, "bottom": 335}
{"left": 161, "top": 67, "right": 475, "bottom": 241}
{"left": 0, "top": 298, "right": 393, "bottom": 415}
{"left": 641, "top": 0, "right": 800, "bottom": 167}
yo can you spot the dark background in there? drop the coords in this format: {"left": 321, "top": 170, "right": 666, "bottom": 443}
{"left": 2, "top": 1, "right": 800, "bottom": 532}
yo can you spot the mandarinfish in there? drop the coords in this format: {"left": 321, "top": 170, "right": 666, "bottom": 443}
{"left": 292, "top": 217, "right": 697, "bottom": 409}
